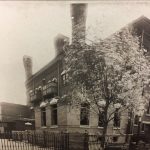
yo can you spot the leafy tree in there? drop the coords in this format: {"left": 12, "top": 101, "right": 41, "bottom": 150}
{"left": 62, "top": 26, "right": 150, "bottom": 149}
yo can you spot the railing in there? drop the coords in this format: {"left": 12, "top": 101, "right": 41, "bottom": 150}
{"left": 30, "top": 90, "right": 42, "bottom": 102}
{"left": 29, "top": 82, "right": 58, "bottom": 102}
{"left": 0, "top": 131, "right": 69, "bottom": 150}
{"left": 42, "top": 82, "right": 58, "bottom": 98}
{"left": 0, "top": 131, "right": 132, "bottom": 150}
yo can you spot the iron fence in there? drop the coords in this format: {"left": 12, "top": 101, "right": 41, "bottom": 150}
{"left": 0, "top": 131, "right": 69, "bottom": 150}
{"left": 0, "top": 131, "right": 132, "bottom": 150}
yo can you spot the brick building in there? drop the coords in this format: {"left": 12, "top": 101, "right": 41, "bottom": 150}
{"left": 0, "top": 102, "right": 35, "bottom": 132}
{"left": 23, "top": 4, "right": 150, "bottom": 143}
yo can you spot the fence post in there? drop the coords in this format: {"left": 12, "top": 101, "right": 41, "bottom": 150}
{"left": 84, "top": 131, "right": 89, "bottom": 150}
{"left": 64, "top": 132, "right": 69, "bottom": 150}
{"left": 27, "top": 131, "right": 29, "bottom": 143}
{"left": 43, "top": 130, "right": 47, "bottom": 147}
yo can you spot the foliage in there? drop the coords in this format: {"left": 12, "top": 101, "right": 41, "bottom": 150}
{"left": 63, "top": 26, "right": 150, "bottom": 148}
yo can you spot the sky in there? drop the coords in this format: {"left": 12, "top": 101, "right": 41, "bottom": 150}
{"left": 0, "top": 1, "right": 150, "bottom": 105}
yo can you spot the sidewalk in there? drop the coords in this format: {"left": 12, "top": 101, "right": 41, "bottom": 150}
{"left": 0, "top": 139, "right": 55, "bottom": 150}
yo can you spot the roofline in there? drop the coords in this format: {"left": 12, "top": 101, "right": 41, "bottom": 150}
{"left": 129, "top": 15, "right": 150, "bottom": 26}
{"left": 26, "top": 53, "right": 63, "bottom": 84}
{"left": 26, "top": 16, "right": 150, "bottom": 84}
{"left": 101, "top": 16, "right": 150, "bottom": 43}
{"left": 0, "top": 102, "right": 28, "bottom": 107}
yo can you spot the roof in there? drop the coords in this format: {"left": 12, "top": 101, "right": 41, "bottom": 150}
{"left": 27, "top": 16, "right": 150, "bottom": 83}
{"left": 0, "top": 102, "right": 28, "bottom": 107}
{"left": 104, "top": 16, "right": 150, "bottom": 40}
{"left": 27, "top": 54, "right": 62, "bottom": 84}
{"left": 131, "top": 16, "right": 150, "bottom": 33}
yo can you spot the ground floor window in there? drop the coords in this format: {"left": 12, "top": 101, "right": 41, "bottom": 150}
{"left": 147, "top": 101, "right": 150, "bottom": 114}
{"left": 141, "top": 123, "right": 145, "bottom": 132}
{"left": 134, "top": 115, "right": 139, "bottom": 125}
{"left": 98, "top": 111, "right": 105, "bottom": 127}
{"left": 80, "top": 103, "right": 89, "bottom": 125}
{"left": 41, "top": 107, "right": 46, "bottom": 126}
{"left": 113, "top": 108, "right": 121, "bottom": 127}
{"left": 113, "top": 136, "right": 118, "bottom": 142}
{"left": 51, "top": 104, "right": 57, "bottom": 125}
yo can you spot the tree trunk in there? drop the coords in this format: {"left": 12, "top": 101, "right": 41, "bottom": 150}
{"left": 101, "top": 123, "right": 108, "bottom": 150}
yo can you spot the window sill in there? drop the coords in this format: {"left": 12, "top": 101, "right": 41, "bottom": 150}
{"left": 98, "top": 127, "right": 104, "bottom": 129}
{"left": 146, "top": 114, "right": 150, "bottom": 117}
{"left": 41, "top": 126, "right": 47, "bottom": 129}
{"left": 80, "top": 125, "right": 90, "bottom": 128}
{"left": 50, "top": 125, "right": 58, "bottom": 128}
{"left": 113, "top": 127, "right": 121, "bottom": 130}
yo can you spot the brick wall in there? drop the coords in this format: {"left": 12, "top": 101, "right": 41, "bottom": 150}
{"left": 35, "top": 107, "right": 41, "bottom": 128}
{"left": 0, "top": 102, "right": 31, "bottom": 122}
{"left": 34, "top": 103, "right": 128, "bottom": 143}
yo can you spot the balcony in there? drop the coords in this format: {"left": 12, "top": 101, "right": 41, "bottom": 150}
{"left": 42, "top": 82, "right": 58, "bottom": 98}
{"left": 30, "top": 90, "right": 42, "bottom": 103}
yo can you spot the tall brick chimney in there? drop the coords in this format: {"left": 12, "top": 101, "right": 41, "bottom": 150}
{"left": 23, "top": 55, "right": 32, "bottom": 80}
{"left": 54, "top": 34, "right": 69, "bottom": 56}
{"left": 71, "top": 3, "right": 87, "bottom": 44}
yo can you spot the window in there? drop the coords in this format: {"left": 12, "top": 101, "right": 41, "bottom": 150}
{"left": 42, "top": 78, "right": 46, "bottom": 85}
{"left": 141, "top": 123, "right": 145, "bottom": 132}
{"left": 147, "top": 101, "right": 150, "bottom": 114}
{"left": 134, "top": 115, "right": 139, "bottom": 125}
{"left": 98, "top": 112, "right": 105, "bottom": 127}
{"left": 41, "top": 107, "right": 46, "bottom": 126}
{"left": 62, "top": 73, "right": 69, "bottom": 85}
{"left": 113, "top": 109, "right": 121, "bottom": 127}
{"left": 51, "top": 104, "right": 57, "bottom": 125}
{"left": 62, "top": 74, "right": 66, "bottom": 85}
{"left": 113, "top": 136, "right": 118, "bottom": 142}
{"left": 80, "top": 103, "right": 89, "bottom": 125}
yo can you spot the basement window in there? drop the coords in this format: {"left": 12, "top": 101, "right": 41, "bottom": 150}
{"left": 41, "top": 107, "right": 46, "bottom": 126}
{"left": 80, "top": 103, "right": 89, "bottom": 125}
{"left": 51, "top": 104, "right": 57, "bottom": 125}
{"left": 113, "top": 109, "right": 121, "bottom": 127}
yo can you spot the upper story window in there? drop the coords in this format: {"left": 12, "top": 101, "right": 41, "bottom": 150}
{"left": 113, "top": 108, "right": 121, "bottom": 128}
{"left": 51, "top": 104, "right": 57, "bottom": 125}
{"left": 42, "top": 78, "right": 46, "bottom": 85}
{"left": 80, "top": 103, "right": 89, "bottom": 126}
{"left": 41, "top": 107, "right": 46, "bottom": 126}
{"left": 61, "top": 69, "right": 70, "bottom": 86}
{"left": 62, "top": 73, "right": 69, "bottom": 85}
{"left": 29, "top": 90, "right": 34, "bottom": 99}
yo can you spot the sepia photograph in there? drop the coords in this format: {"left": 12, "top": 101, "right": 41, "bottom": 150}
{"left": 0, "top": 0, "right": 149, "bottom": 149}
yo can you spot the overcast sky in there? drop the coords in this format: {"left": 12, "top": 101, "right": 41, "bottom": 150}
{"left": 0, "top": 1, "right": 150, "bottom": 105}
